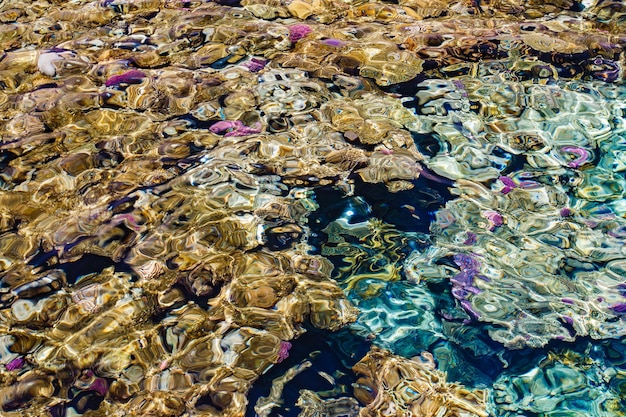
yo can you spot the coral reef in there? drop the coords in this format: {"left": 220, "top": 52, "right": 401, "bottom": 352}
{"left": 352, "top": 346, "right": 488, "bottom": 417}
{"left": 1, "top": 0, "right": 626, "bottom": 415}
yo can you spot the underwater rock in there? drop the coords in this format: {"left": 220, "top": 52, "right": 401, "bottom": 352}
{"left": 352, "top": 346, "right": 488, "bottom": 417}
{"left": 297, "top": 390, "right": 361, "bottom": 417}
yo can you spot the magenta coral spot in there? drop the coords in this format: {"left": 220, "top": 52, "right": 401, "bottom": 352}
{"left": 518, "top": 180, "right": 540, "bottom": 189}
{"left": 561, "top": 298, "right": 574, "bottom": 304}
{"left": 105, "top": 70, "right": 146, "bottom": 87}
{"left": 453, "top": 253, "right": 480, "bottom": 272}
{"left": 209, "top": 120, "right": 262, "bottom": 136}
{"left": 288, "top": 24, "right": 312, "bottom": 43}
{"left": 561, "top": 146, "right": 591, "bottom": 168}
{"left": 463, "top": 232, "right": 477, "bottom": 245}
{"left": 499, "top": 176, "right": 516, "bottom": 188}
{"left": 419, "top": 168, "right": 453, "bottom": 184}
{"left": 483, "top": 210, "right": 503, "bottom": 230}
{"left": 226, "top": 123, "right": 262, "bottom": 136}
{"left": 499, "top": 176, "right": 517, "bottom": 194}
{"left": 89, "top": 378, "right": 109, "bottom": 396}
{"left": 5, "top": 357, "right": 24, "bottom": 371}
{"left": 210, "top": 120, "right": 239, "bottom": 134}
{"left": 609, "top": 303, "right": 626, "bottom": 313}
{"left": 560, "top": 207, "right": 572, "bottom": 217}
{"left": 277, "top": 341, "right": 292, "bottom": 363}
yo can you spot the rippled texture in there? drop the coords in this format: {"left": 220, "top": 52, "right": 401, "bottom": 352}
{"left": 417, "top": 176, "right": 626, "bottom": 348}
{"left": 493, "top": 348, "right": 622, "bottom": 417}
{"left": 353, "top": 346, "right": 487, "bottom": 417}
{"left": 1, "top": 0, "right": 626, "bottom": 416}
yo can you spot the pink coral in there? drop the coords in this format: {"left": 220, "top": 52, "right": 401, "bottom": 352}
{"left": 561, "top": 145, "right": 591, "bottom": 168}
{"left": 482, "top": 210, "right": 503, "bottom": 230}
{"left": 209, "top": 120, "right": 262, "bottom": 136}
{"left": 277, "top": 341, "right": 292, "bottom": 363}
{"left": 288, "top": 24, "right": 312, "bottom": 43}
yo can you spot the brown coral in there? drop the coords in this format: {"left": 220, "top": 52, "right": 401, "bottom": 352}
{"left": 353, "top": 347, "right": 488, "bottom": 417}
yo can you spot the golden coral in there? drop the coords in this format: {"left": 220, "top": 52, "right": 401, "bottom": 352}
{"left": 353, "top": 347, "right": 488, "bottom": 417}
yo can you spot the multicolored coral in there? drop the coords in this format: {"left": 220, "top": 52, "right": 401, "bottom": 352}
{"left": 1, "top": 0, "right": 626, "bottom": 415}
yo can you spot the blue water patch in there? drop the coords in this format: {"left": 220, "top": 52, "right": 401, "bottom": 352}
{"left": 246, "top": 327, "right": 370, "bottom": 417}
{"left": 306, "top": 177, "right": 626, "bottom": 414}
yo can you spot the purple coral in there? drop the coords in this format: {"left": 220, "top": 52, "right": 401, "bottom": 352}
{"left": 463, "top": 232, "right": 477, "bottom": 245}
{"left": 561, "top": 146, "right": 591, "bottom": 169}
{"left": 453, "top": 253, "right": 481, "bottom": 272}
{"left": 76, "top": 370, "right": 109, "bottom": 396}
{"left": 499, "top": 176, "right": 517, "bottom": 194}
{"left": 5, "top": 357, "right": 24, "bottom": 371}
{"left": 277, "top": 341, "right": 292, "bottom": 363}
{"left": 608, "top": 225, "right": 626, "bottom": 238}
{"left": 322, "top": 38, "right": 346, "bottom": 48}
{"left": 609, "top": 303, "right": 626, "bottom": 313}
{"left": 460, "top": 300, "right": 481, "bottom": 319}
{"left": 242, "top": 58, "right": 267, "bottom": 73}
{"left": 482, "top": 210, "right": 503, "bottom": 230}
{"left": 105, "top": 70, "right": 146, "bottom": 87}
{"left": 453, "top": 80, "right": 469, "bottom": 98}
{"left": 517, "top": 179, "right": 540, "bottom": 189}
{"left": 288, "top": 24, "right": 312, "bottom": 43}
{"left": 209, "top": 120, "right": 262, "bottom": 136}
{"left": 588, "top": 57, "right": 620, "bottom": 83}
{"left": 451, "top": 270, "right": 476, "bottom": 287}
{"left": 89, "top": 377, "right": 109, "bottom": 396}
{"left": 450, "top": 253, "right": 491, "bottom": 320}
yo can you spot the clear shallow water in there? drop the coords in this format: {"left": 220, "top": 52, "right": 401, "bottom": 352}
{"left": 1, "top": 0, "right": 626, "bottom": 416}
